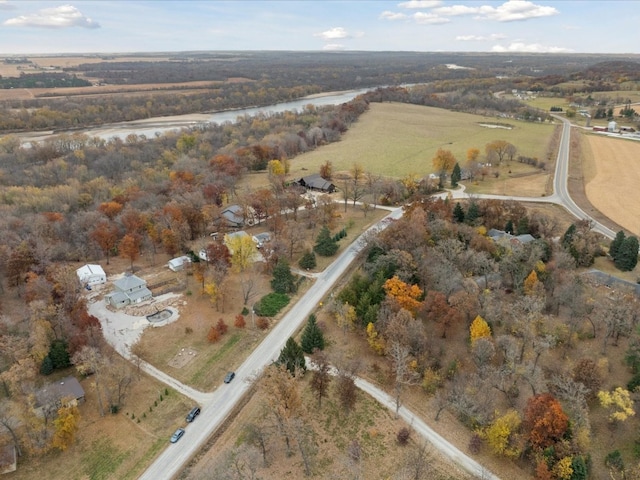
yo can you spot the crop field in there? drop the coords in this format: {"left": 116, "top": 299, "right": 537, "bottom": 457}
{"left": 288, "top": 102, "right": 556, "bottom": 179}
{"left": 581, "top": 132, "right": 640, "bottom": 236}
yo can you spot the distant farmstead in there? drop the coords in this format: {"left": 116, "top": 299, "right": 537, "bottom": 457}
{"left": 296, "top": 174, "right": 336, "bottom": 193}
{"left": 105, "top": 273, "right": 152, "bottom": 309}
{"left": 76, "top": 264, "right": 106, "bottom": 286}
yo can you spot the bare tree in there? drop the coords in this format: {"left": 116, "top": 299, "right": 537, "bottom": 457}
{"left": 309, "top": 351, "right": 332, "bottom": 408}
{"left": 388, "top": 340, "right": 419, "bottom": 417}
{"left": 394, "top": 441, "right": 432, "bottom": 480}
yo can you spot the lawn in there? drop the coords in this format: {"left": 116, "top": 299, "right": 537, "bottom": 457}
{"left": 287, "top": 102, "right": 557, "bottom": 180}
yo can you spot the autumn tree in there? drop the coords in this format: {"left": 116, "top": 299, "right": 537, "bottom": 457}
{"left": 388, "top": 340, "right": 419, "bottom": 417}
{"left": 383, "top": 275, "right": 423, "bottom": 316}
{"left": 485, "top": 140, "right": 513, "bottom": 166}
{"left": 333, "top": 301, "right": 356, "bottom": 336}
{"left": 90, "top": 221, "right": 120, "bottom": 264}
{"left": 260, "top": 364, "right": 302, "bottom": 457}
{"left": 51, "top": 403, "right": 80, "bottom": 451}
{"left": 598, "top": 387, "right": 635, "bottom": 423}
{"left": 349, "top": 163, "right": 366, "bottom": 206}
{"left": 309, "top": 351, "right": 332, "bottom": 408}
{"left": 470, "top": 315, "right": 492, "bottom": 344}
{"left": 227, "top": 233, "right": 258, "bottom": 305}
{"left": 483, "top": 410, "right": 522, "bottom": 458}
{"left": 119, "top": 233, "right": 141, "bottom": 271}
{"left": 207, "top": 325, "right": 220, "bottom": 343}
{"left": 432, "top": 148, "right": 457, "bottom": 188}
{"left": 523, "top": 393, "right": 569, "bottom": 450}
{"left": 366, "top": 322, "right": 386, "bottom": 355}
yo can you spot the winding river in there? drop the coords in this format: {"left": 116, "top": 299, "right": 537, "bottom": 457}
{"left": 18, "top": 88, "right": 373, "bottom": 146}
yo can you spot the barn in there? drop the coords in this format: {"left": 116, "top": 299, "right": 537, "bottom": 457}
{"left": 76, "top": 264, "right": 106, "bottom": 286}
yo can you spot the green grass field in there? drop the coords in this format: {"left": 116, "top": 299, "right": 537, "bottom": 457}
{"left": 288, "top": 102, "right": 556, "bottom": 179}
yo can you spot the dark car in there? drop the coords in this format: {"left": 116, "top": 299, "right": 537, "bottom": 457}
{"left": 223, "top": 371, "right": 235, "bottom": 384}
{"left": 170, "top": 427, "right": 185, "bottom": 443}
{"left": 186, "top": 406, "right": 200, "bottom": 423}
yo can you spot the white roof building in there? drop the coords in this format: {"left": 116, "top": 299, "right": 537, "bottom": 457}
{"left": 76, "top": 264, "right": 106, "bottom": 286}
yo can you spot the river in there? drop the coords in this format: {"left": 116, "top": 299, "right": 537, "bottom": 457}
{"left": 18, "top": 88, "right": 373, "bottom": 146}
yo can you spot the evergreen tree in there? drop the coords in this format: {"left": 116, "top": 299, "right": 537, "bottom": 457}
{"left": 314, "top": 226, "right": 338, "bottom": 257}
{"left": 453, "top": 202, "right": 465, "bottom": 223}
{"left": 299, "top": 250, "right": 317, "bottom": 270}
{"left": 505, "top": 219, "right": 514, "bottom": 234}
{"left": 300, "top": 314, "right": 325, "bottom": 354}
{"left": 40, "top": 355, "right": 54, "bottom": 375}
{"left": 277, "top": 337, "right": 306, "bottom": 374}
{"left": 465, "top": 202, "right": 480, "bottom": 225}
{"left": 271, "top": 259, "right": 296, "bottom": 294}
{"left": 610, "top": 230, "right": 626, "bottom": 260}
{"left": 516, "top": 216, "right": 530, "bottom": 235}
{"left": 49, "top": 339, "right": 71, "bottom": 370}
{"left": 615, "top": 236, "right": 639, "bottom": 271}
{"left": 450, "top": 163, "right": 461, "bottom": 187}
{"left": 562, "top": 223, "right": 576, "bottom": 249}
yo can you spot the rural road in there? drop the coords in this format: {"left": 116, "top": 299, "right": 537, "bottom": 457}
{"left": 134, "top": 206, "right": 406, "bottom": 480}
{"left": 444, "top": 115, "right": 616, "bottom": 240}
{"left": 92, "top": 113, "right": 610, "bottom": 480}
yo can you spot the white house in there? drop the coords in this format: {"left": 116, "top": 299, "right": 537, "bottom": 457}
{"left": 168, "top": 255, "right": 191, "bottom": 272}
{"left": 76, "top": 264, "right": 106, "bottom": 286}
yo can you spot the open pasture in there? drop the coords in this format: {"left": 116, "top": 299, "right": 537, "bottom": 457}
{"left": 288, "top": 102, "right": 556, "bottom": 179}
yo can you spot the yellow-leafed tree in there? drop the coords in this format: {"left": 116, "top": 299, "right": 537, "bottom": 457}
{"left": 366, "top": 322, "right": 386, "bottom": 355}
{"left": 483, "top": 409, "right": 522, "bottom": 458}
{"left": 383, "top": 275, "right": 423, "bottom": 316}
{"left": 523, "top": 270, "right": 541, "bottom": 296}
{"left": 552, "top": 456, "right": 574, "bottom": 480}
{"left": 470, "top": 315, "right": 491, "bottom": 344}
{"left": 52, "top": 403, "right": 80, "bottom": 451}
{"left": 598, "top": 387, "right": 636, "bottom": 423}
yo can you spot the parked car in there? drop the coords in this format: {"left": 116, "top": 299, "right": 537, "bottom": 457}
{"left": 170, "top": 427, "right": 185, "bottom": 443}
{"left": 186, "top": 406, "right": 200, "bottom": 423}
{"left": 224, "top": 371, "right": 235, "bottom": 384}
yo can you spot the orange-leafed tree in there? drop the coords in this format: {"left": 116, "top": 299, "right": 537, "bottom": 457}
{"left": 207, "top": 325, "right": 220, "bottom": 343}
{"left": 523, "top": 270, "right": 541, "bottom": 296}
{"left": 90, "top": 221, "right": 120, "bottom": 265}
{"left": 383, "top": 276, "right": 423, "bottom": 316}
{"left": 523, "top": 393, "right": 569, "bottom": 450}
{"left": 52, "top": 403, "right": 80, "bottom": 451}
{"left": 98, "top": 201, "right": 124, "bottom": 220}
{"left": 466, "top": 147, "right": 480, "bottom": 162}
{"left": 119, "top": 233, "right": 141, "bottom": 271}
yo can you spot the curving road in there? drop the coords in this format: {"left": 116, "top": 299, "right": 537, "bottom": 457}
{"left": 114, "top": 114, "right": 608, "bottom": 480}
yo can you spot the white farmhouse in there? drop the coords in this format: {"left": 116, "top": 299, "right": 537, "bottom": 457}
{"left": 76, "top": 264, "right": 106, "bottom": 286}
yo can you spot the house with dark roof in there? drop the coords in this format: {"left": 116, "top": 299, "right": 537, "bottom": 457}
{"left": 487, "top": 229, "right": 535, "bottom": 246}
{"left": 296, "top": 174, "right": 336, "bottom": 193}
{"left": 217, "top": 204, "right": 254, "bottom": 229}
{"left": 105, "top": 273, "right": 152, "bottom": 309}
{"left": 35, "top": 376, "right": 85, "bottom": 417}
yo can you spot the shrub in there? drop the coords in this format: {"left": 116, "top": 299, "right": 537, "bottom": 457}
{"left": 397, "top": 427, "right": 410, "bottom": 445}
{"left": 256, "top": 317, "right": 270, "bottom": 330}
{"left": 40, "top": 355, "right": 54, "bottom": 376}
{"left": 241, "top": 306, "right": 249, "bottom": 315}
{"left": 185, "top": 326, "right": 193, "bottom": 334}
{"left": 605, "top": 450, "right": 624, "bottom": 471}
{"left": 207, "top": 326, "right": 220, "bottom": 343}
{"left": 468, "top": 433, "right": 482, "bottom": 454}
{"left": 110, "top": 405, "right": 120, "bottom": 414}
{"left": 234, "top": 314, "right": 246, "bottom": 328}
{"left": 216, "top": 318, "right": 228, "bottom": 335}
{"left": 254, "top": 292, "right": 290, "bottom": 317}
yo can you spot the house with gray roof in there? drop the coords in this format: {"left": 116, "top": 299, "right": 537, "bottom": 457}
{"left": 35, "top": 376, "right": 85, "bottom": 417}
{"left": 296, "top": 174, "right": 336, "bottom": 193}
{"left": 105, "top": 273, "right": 152, "bottom": 309}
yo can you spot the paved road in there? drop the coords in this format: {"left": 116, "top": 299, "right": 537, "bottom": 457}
{"left": 443, "top": 115, "right": 615, "bottom": 240}
{"left": 136, "top": 207, "right": 405, "bottom": 480}
{"left": 123, "top": 114, "right": 610, "bottom": 479}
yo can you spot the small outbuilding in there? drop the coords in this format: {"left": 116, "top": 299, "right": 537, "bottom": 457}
{"left": 76, "top": 264, "right": 106, "bottom": 286}
{"left": 168, "top": 255, "right": 191, "bottom": 272}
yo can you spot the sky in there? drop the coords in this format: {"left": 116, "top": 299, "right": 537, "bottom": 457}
{"left": 0, "top": 0, "right": 638, "bottom": 55}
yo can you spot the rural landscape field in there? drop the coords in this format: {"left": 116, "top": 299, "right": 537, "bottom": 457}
{"left": 1, "top": 46, "right": 640, "bottom": 480}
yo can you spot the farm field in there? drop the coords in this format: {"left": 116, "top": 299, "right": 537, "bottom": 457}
{"left": 581, "top": 132, "right": 640, "bottom": 237}
{"left": 288, "top": 102, "right": 556, "bottom": 180}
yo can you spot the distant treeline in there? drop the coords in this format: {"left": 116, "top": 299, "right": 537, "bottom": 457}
{"left": 0, "top": 72, "right": 91, "bottom": 89}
